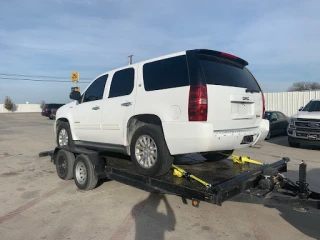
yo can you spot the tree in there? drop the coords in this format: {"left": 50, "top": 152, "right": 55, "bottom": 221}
{"left": 40, "top": 100, "right": 46, "bottom": 109}
{"left": 288, "top": 81, "right": 320, "bottom": 92}
{"left": 4, "top": 96, "right": 14, "bottom": 111}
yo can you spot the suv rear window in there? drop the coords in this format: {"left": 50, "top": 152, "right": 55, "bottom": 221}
{"left": 197, "top": 54, "right": 260, "bottom": 91}
{"left": 143, "top": 55, "right": 189, "bottom": 91}
{"left": 302, "top": 101, "right": 320, "bottom": 112}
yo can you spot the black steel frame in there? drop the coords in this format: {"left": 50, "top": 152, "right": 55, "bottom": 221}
{"left": 39, "top": 146, "right": 320, "bottom": 210}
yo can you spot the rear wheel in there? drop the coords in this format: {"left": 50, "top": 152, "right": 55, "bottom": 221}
{"left": 202, "top": 150, "right": 234, "bottom": 162}
{"left": 55, "top": 150, "right": 75, "bottom": 180}
{"left": 56, "top": 121, "right": 74, "bottom": 146}
{"left": 73, "top": 154, "right": 98, "bottom": 190}
{"left": 288, "top": 137, "right": 300, "bottom": 148}
{"left": 130, "top": 124, "right": 173, "bottom": 177}
{"left": 265, "top": 131, "right": 271, "bottom": 140}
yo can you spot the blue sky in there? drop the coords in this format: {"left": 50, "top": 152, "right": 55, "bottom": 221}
{"left": 0, "top": 0, "right": 319, "bottom": 104}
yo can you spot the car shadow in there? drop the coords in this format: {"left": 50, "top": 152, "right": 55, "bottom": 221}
{"left": 265, "top": 135, "right": 320, "bottom": 150}
{"left": 230, "top": 168, "right": 320, "bottom": 239}
{"left": 130, "top": 193, "right": 176, "bottom": 240}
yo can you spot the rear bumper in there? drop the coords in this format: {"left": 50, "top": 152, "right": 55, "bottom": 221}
{"left": 163, "top": 120, "right": 269, "bottom": 155}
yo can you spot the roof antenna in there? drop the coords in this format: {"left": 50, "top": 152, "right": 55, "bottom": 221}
{"left": 128, "top": 55, "right": 133, "bottom": 65}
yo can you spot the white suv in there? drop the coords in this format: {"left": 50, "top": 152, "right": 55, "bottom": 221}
{"left": 55, "top": 49, "right": 269, "bottom": 176}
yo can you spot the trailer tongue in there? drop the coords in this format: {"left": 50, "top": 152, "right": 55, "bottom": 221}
{"left": 39, "top": 146, "right": 320, "bottom": 210}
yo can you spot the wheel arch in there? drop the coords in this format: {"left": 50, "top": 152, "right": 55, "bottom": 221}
{"left": 126, "top": 114, "right": 165, "bottom": 148}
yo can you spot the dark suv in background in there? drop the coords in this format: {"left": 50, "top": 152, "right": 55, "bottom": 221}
{"left": 41, "top": 103, "right": 64, "bottom": 119}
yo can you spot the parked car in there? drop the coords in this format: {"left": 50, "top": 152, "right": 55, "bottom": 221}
{"left": 50, "top": 109, "right": 57, "bottom": 120}
{"left": 287, "top": 99, "right": 320, "bottom": 148}
{"left": 42, "top": 103, "right": 64, "bottom": 119}
{"left": 263, "top": 111, "right": 289, "bottom": 139}
{"left": 55, "top": 49, "right": 269, "bottom": 177}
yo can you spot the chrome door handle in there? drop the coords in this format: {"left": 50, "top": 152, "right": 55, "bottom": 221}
{"left": 121, "top": 101, "right": 132, "bottom": 107}
{"left": 92, "top": 106, "right": 100, "bottom": 110}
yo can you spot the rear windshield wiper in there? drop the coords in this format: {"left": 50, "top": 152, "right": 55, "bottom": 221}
{"left": 245, "top": 88, "right": 260, "bottom": 93}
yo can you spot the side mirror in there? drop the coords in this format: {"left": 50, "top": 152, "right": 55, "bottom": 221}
{"left": 298, "top": 107, "right": 303, "bottom": 111}
{"left": 271, "top": 118, "right": 277, "bottom": 122}
{"left": 70, "top": 91, "right": 81, "bottom": 101}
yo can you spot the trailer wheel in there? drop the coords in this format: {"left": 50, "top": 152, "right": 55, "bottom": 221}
{"left": 202, "top": 150, "right": 234, "bottom": 162}
{"left": 130, "top": 124, "right": 174, "bottom": 177}
{"left": 73, "top": 154, "right": 98, "bottom": 190}
{"left": 55, "top": 150, "right": 75, "bottom": 180}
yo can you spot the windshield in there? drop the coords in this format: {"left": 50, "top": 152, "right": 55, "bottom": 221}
{"left": 198, "top": 55, "right": 261, "bottom": 91}
{"left": 301, "top": 101, "right": 320, "bottom": 112}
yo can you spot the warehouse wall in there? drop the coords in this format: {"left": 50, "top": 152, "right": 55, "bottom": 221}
{"left": 264, "top": 90, "right": 320, "bottom": 117}
{"left": 0, "top": 104, "right": 41, "bottom": 113}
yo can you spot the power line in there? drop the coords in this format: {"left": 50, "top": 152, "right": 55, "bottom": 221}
{"left": 0, "top": 72, "right": 92, "bottom": 80}
{"left": 0, "top": 77, "right": 91, "bottom": 83}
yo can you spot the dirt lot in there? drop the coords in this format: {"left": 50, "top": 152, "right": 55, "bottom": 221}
{"left": 0, "top": 113, "right": 319, "bottom": 240}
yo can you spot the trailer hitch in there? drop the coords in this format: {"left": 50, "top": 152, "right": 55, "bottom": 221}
{"left": 256, "top": 160, "right": 320, "bottom": 211}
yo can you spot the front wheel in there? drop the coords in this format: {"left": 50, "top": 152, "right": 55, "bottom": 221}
{"left": 288, "top": 137, "right": 300, "bottom": 148}
{"left": 56, "top": 121, "right": 74, "bottom": 146}
{"left": 130, "top": 124, "right": 173, "bottom": 177}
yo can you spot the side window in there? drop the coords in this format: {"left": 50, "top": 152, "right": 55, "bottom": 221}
{"left": 108, "top": 68, "right": 134, "bottom": 98}
{"left": 277, "top": 112, "right": 285, "bottom": 120}
{"left": 83, "top": 74, "right": 108, "bottom": 103}
{"left": 271, "top": 113, "right": 278, "bottom": 120}
{"left": 143, "top": 55, "right": 189, "bottom": 91}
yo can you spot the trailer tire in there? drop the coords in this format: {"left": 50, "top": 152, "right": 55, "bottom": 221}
{"left": 55, "top": 150, "right": 75, "bottom": 180}
{"left": 202, "top": 150, "right": 234, "bottom": 162}
{"left": 130, "top": 124, "right": 173, "bottom": 177}
{"left": 73, "top": 154, "right": 98, "bottom": 191}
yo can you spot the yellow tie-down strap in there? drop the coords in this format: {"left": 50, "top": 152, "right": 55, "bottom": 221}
{"left": 172, "top": 164, "right": 212, "bottom": 189}
{"left": 218, "top": 152, "right": 264, "bottom": 165}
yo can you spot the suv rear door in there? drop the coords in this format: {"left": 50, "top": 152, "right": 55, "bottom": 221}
{"left": 191, "top": 50, "right": 263, "bottom": 131}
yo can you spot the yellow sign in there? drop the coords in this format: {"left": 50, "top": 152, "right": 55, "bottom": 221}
{"left": 71, "top": 72, "right": 79, "bottom": 82}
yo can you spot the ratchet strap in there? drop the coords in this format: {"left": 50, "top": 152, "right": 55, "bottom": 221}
{"left": 172, "top": 164, "right": 212, "bottom": 189}
{"left": 218, "top": 152, "right": 264, "bottom": 165}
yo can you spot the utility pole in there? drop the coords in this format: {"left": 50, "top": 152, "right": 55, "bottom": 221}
{"left": 128, "top": 55, "right": 133, "bottom": 65}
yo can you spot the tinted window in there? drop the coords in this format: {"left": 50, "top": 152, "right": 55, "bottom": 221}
{"left": 277, "top": 112, "right": 286, "bottom": 120}
{"left": 143, "top": 55, "right": 189, "bottom": 91}
{"left": 302, "top": 101, "right": 320, "bottom": 112}
{"left": 264, "top": 112, "right": 272, "bottom": 120}
{"left": 109, "top": 68, "right": 134, "bottom": 98}
{"left": 271, "top": 113, "right": 278, "bottom": 120}
{"left": 198, "top": 55, "right": 260, "bottom": 91}
{"left": 83, "top": 74, "right": 108, "bottom": 103}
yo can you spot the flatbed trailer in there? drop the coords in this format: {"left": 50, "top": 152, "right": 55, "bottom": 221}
{"left": 39, "top": 146, "right": 320, "bottom": 210}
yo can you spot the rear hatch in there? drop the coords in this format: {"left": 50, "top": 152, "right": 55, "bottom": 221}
{"left": 193, "top": 50, "right": 264, "bottom": 131}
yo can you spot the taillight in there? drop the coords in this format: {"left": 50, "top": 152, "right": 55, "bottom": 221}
{"left": 45, "top": 109, "right": 48, "bottom": 113}
{"left": 220, "top": 52, "right": 238, "bottom": 59}
{"left": 188, "top": 85, "right": 208, "bottom": 121}
{"left": 262, "top": 92, "right": 265, "bottom": 117}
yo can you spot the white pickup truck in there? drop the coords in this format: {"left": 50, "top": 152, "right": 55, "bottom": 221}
{"left": 287, "top": 99, "right": 320, "bottom": 147}
{"left": 55, "top": 49, "right": 269, "bottom": 176}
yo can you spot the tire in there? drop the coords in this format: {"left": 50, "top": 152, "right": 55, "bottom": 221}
{"left": 288, "top": 137, "right": 300, "bottom": 148}
{"left": 73, "top": 154, "right": 98, "bottom": 190}
{"left": 202, "top": 150, "right": 234, "bottom": 162}
{"left": 55, "top": 150, "right": 75, "bottom": 180}
{"left": 56, "top": 121, "right": 74, "bottom": 146}
{"left": 265, "top": 131, "right": 271, "bottom": 140}
{"left": 130, "top": 124, "right": 174, "bottom": 177}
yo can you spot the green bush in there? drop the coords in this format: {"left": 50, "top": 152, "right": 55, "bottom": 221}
{"left": 4, "top": 96, "right": 14, "bottom": 111}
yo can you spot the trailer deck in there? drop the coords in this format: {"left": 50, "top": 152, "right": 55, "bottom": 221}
{"left": 39, "top": 146, "right": 319, "bottom": 210}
